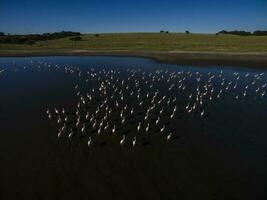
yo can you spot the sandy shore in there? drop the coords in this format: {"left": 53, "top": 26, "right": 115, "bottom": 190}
{"left": 1, "top": 50, "right": 267, "bottom": 68}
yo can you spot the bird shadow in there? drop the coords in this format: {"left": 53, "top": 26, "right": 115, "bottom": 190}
{"left": 172, "top": 135, "right": 180, "bottom": 140}
{"left": 99, "top": 141, "right": 107, "bottom": 146}
{"left": 142, "top": 141, "right": 150, "bottom": 146}
{"left": 123, "top": 129, "right": 131, "bottom": 135}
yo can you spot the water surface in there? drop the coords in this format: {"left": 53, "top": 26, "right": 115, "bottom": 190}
{"left": 0, "top": 56, "right": 266, "bottom": 199}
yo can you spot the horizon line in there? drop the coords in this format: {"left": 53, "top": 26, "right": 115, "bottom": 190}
{"left": 2, "top": 29, "right": 267, "bottom": 35}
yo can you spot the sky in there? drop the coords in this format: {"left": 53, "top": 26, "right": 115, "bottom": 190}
{"left": 1, "top": 0, "right": 267, "bottom": 34}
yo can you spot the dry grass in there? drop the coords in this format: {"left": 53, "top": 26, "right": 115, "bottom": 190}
{"left": 1, "top": 33, "right": 267, "bottom": 52}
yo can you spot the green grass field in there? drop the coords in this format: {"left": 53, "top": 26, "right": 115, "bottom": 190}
{"left": 1, "top": 33, "right": 267, "bottom": 52}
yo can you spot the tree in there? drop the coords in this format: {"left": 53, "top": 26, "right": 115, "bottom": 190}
{"left": 94, "top": 34, "right": 100, "bottom": 37}
{"left": 160, "top": 30, "right": 165, "bottom": 33}
{"left": 185, "top": 30, "right": 190, "bottom": 34}
{"left": 0, "top": 32, "right": 4, "bottom": 36}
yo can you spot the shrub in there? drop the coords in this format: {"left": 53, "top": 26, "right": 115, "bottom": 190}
{"left": 253, "top": 31, "right": 267, "bottom": 36}
{"left": 26, "top": 40, "right": 36, "bottom": 45}
{"left": 216, "top": 30, "right": 252, "bottom": 36}
{"left": 70, "top": 36, "right": 82, "bottom": 41}
{"left": 0, "top": 31, "right": 81, "bottom": 44}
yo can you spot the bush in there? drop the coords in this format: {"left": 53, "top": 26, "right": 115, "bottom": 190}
{"left": 0, "top": 32, "right": 4, "bottom": 36}
{"left": 70, "top": 36, "right": 82, "bottom": 41}
{"left": 0, "top": 31, "right": 81, "bottom": 44}
{"left": 253, "top": 31, "right": 267, "bottom": 36}
{"left": 230, "top": 31, "right": 251, "bottom": 36}
{"left": 216, "top": 30, "right": 251, "bottom": 36}
{"left": 185, "top": 30, "right": 190, "bottom": 34}
{"left": 26, "top": 40, "right": 36, "bottom": 45}
{"left": 217, "top": 30, "right": 228, "bottom": 35}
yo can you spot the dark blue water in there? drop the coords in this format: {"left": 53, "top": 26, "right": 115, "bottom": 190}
{"left": 0, "top": 56, "right": 267, "bottom": 199}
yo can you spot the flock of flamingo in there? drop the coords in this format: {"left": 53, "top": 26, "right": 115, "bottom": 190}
{"left": 1, "top": 61, "right": 266, "bottom": 148}
{"left": 44, "top": 64, "right": 266, "bottom": 148}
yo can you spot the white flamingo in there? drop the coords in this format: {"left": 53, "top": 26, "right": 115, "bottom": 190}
{"left": 88, "top": 137, "right": 92, "bottom": 147}
{"left": 112, "top": 124, "right": 116, "bottom": 134}
{"left": 160, "top": 125, "right": 165, "bottom": 133}
{"left": 137, "top": 122, "right": 141, "bottom": 132}
{"left": 167, "top": 132, "right": 172, "bottom": 141}
{"left": 120, "top": 135, "right": 125, "bottom": 145}
{"left": 132, "top": 137, "right": 137, "bottom": 147}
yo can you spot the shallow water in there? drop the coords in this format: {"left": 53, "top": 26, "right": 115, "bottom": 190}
{"left": 0, "top": 56, "right": 267, "bottom": 199}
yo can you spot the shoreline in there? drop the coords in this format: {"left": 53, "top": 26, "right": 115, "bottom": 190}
{"left": 1, "top": 50, "right": 267, "bottom": 68}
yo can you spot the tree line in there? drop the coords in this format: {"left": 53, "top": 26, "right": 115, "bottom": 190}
{"left": 0, "top": 31, "right": 81, "bottom": 45}
{"left": 216, "top": 30, "right": 267, "bottom": 36}
{"left": 159, "top": 30, "right": 267, "bottom": 36}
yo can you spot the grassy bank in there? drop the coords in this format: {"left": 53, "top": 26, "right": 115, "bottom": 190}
{"left": 1, "top": 33, "right": 267, "bottom": 52}
{"left": 1, "top": 33, "right": 267, "bottom": 67}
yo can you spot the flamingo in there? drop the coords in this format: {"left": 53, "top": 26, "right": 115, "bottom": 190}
{"left": 200, "top": 110, "right": 204, "bottom": 117}
{"left": 155, "top": 117, "right": 160, "bottom": 126}
{"left": 68, "top": 129, "right": 74, "bottom": 139}
{"left": 130, "top": 107, "right": 134, "bottom": 115}
{"left": 120, "top": 135, "right": 125, "bottom": 145}
{"left": 57, "top": 116, "right": 61, "bottom": 124}
{"left": 137, "top": 122, "right": 141, "bottom": 132}
{"left": 145, "top": 123, "right": 150, "bottom": 133}
{"left": 112, "top": 124, "right": 116, "bottom": 134}
{"left": 57, "top": 130, "right": 62, "bottom": 138}
{"left": 132, "top": 137, "right": 137, "bottom": 147}
{"left": 88, "top": 137, "right": 92, "bottom": 147}
{"left": 81, "top": 123, "right": 86, "bottom": 133}
{"left": 160, "top": 125, "right": 165, "bottom": 133}
{"left": 122, "top": 117, "right": 125, "bottom": 124}
{"left": 167, "top": 132, "right": 172, "bottom": 141}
